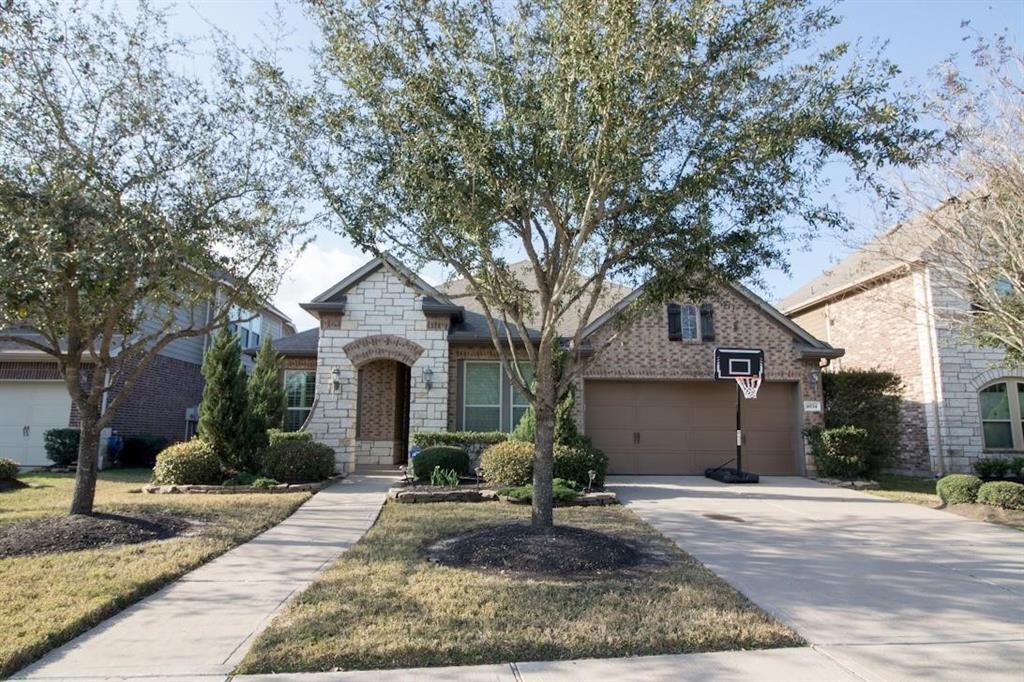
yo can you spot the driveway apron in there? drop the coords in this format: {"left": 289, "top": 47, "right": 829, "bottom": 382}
{"left": 14, "top": 473, "right": 396, "bottom": 681}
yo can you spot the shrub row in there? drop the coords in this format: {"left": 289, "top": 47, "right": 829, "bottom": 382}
{"left": 936, "top": 474, "right": 1024, "bottom": 510}
{"left": 410, "top": 431, "right": 508, "bottom": 449}
{"left": 972, "top": 456, "right": 1024, "bottom": 480}
{"left": 479, "top": 441, "right": 608, "bottom": 488}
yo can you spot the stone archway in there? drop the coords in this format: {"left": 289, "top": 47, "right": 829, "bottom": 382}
{"left": 343, "top": 334, "right": 424, "bottom": 368}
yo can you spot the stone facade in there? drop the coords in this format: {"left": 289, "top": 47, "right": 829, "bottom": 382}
{"left": 790, "top": 265, "right": 1023, "bottom": 475}
{"left": 306, "top": 266, "right": 449, "bottom": 473}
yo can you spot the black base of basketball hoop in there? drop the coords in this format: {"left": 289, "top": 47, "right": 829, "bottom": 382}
{"left": 704, "top": 466, "right": 760, "bottom": 484}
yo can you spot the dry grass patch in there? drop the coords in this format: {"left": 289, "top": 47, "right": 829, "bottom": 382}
{"left": 867, "top": 474, "right": 942, "bottom": 508}
{"left": 0, "top": 469, "right": 310, "bottom": 677}
{"left": 237, "top": 502, "right": 801, "bottom": 674}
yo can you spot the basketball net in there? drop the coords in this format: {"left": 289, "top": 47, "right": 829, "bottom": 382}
{"left": 735, "top": 375, "right": 762, "bottom": 399}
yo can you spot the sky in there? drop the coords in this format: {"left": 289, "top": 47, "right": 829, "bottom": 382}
{"left": 151, "top": 0, "right": 1023, "bottom": 331}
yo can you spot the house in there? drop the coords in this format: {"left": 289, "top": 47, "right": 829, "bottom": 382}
{"left": 0, "top": 303, "right": 295, "bottom": 467}
{"left": 268, "top": 254, "right": 841, "bottom": 476}
{"left": 780, "top": 213, "right": 1024, "bottom": 476}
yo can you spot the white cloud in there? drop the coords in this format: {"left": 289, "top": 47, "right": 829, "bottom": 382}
{"left": 273, "top": 242, "right": 367, "bottom": 331}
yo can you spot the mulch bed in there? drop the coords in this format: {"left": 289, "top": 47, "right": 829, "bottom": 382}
{"left": 946, "top": 503, "right": 1024, "bottom": 527}
{"left": 0, "top": 512, "right": 192, "bottom": 558}
{"left": 426, "top": 522, "right": 647, "bottom": 576}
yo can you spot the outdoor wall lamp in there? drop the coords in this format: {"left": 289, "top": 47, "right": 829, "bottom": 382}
{"left": 423, "top": 366, "right": 434, "bottom": 391}
{"left": 331, "top": 367, "right": 342, "bottom": 391}
{"left": 808, "top": 369, "right": 820, "bottom": 390}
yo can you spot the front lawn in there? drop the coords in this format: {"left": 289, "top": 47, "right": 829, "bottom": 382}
{"left": 867, "top": 473, "right": 941, "bottom": 507}
{"left": 0, "top": 469, "right": 310, "bottom": 677}
{"left": 237, "top": 502, "right": 801, "bottom": 674}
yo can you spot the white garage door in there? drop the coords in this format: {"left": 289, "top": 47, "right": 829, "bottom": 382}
{"left": 0, "top": 382, "right": 72, "bottom": 466}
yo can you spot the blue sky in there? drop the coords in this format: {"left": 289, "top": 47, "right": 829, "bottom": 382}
{"left": 153, "top": 0, "right": 1023, "bottom": 330}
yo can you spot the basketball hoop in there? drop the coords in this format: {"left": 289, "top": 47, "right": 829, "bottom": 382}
{"left": 735, "top": 375, "right": 762, "bottom": 399}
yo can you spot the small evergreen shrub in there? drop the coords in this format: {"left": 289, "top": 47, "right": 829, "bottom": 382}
{"left": 480, "top": 441, "right": 535, "bottom": 486}
{"left": 501, "top": 479, "right": 580, "bottom": 504}
{"left": 152, "top": 439, "right": 222, "bottom": 485}
{"left": 1011, "top": 456, "right": 1024, "bottom": 479}
{"left": 430, "top": 467, "right": 460, "bottom": 488}
{"left": 267, "top": 429, "right": 313, "bottom": 446}
{"left": 223, "top": 471, "right": 258, "bottom": 486}
{"left": 553, "top": 444, "right": 609, "bottom": 488}
{"left": 251, "top": 476, "right": 280, "bottom": 489}
{"left": 807, "top": 426, "right": 870, "bottom": 480}
{"left": 936, "top": 474, "right": 983, "bottom": 505}
{"left": 412, "top": 446, "right": 470, "bottom": 482}
{"left": 822, "top": 369, "right": 902, "bottom": 474}
{"left": 119, "top": 434, "right": 168, "bottom": 468}
{"left": 977, "top": 481, "right": 1024, "bottom": 510}
{"left": 43, "top": 428, "right": 79, "bottom": 466}
{"left": 973, "top": 457, "right": 1011, "bottom": 479}
{"left": 260, "top": 439, "right": 336, "bottom": 483}
{"left": 0, "top": 458, "right": 19, "bottom": 481}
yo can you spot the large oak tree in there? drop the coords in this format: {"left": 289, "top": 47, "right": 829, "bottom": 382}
{"left": 289, "top": 0, "right": 935, "bottom": 527}
{"left": 0, "top": 1, "right": 310, "bottom": 514}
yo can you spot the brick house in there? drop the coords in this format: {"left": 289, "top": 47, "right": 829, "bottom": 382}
{"left": 0, "top": 303, "right": 295, "bottom": 467}
{"left": 780, "top": 215, "right": 1024, "bottom": 475}
{"left": 269, "top": 255, "right": 840, "bottom": 476}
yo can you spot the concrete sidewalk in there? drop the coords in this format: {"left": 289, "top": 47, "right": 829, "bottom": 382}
{"left": 14, "top": 473, "right": 396, "bottom": 681}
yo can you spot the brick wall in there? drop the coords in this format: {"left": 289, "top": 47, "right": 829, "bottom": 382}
{"left": 358, "top": 359, "right": 399, "bottom": 440}
{"left": 105, "top": 354, "right": 204, "bottom": 443}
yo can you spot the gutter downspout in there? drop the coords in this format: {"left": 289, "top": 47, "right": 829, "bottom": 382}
{"left": 918, "top": 266, "right": 947, "bottom": 475}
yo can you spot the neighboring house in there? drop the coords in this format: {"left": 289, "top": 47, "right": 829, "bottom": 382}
{"left": 0, "top": 303, "right": 295, "bottom": 467}
{"left": 268, "top": 254, "right": 840, "bottom": 476}
{"left": 780, "top": 214, "right": 1024, "bottom": 476}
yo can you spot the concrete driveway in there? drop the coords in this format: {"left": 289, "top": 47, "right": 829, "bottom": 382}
{"left": 610, "top": 476, "right": 1024, "bottom": 682}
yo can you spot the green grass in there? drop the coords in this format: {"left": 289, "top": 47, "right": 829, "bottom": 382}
{"left": 0, "top": 469, "right": 310, "bottom": 677}
{"left": 867, "top": 473, "right": 941, "bottom": 507}
{"left": 237, "top": 502, "right": 802, "bottom": 674}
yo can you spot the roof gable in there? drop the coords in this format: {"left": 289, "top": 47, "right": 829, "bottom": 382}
{"left": 310, "top": 253, "right": 456, "bottom": 305}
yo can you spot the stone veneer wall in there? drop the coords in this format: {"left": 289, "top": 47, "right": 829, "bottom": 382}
{"left": 305, "top": 266, "right": 449, "bottom": 473}
{"left": 579, "top": 286, "right": 825, "bottom": 474}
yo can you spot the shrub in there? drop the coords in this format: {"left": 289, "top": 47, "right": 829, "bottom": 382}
{"left": 260, "top": 439, "right": 335, "bottom": 483}
{"left": 267, "top": 429, "right": 313, "bottom": 446}
{"left": 430, "top": 467, "right": 460, "bottom": 488}
{"left": 43, "top": 428, "right": 79, "bottom": 466}
{"left": 223, "top": 471, "right": 258, "bottom": 486}
{"left": 822, "top": 369, "right": 902, "bottom": 475}
{"left": 251, "top": 476, "right": 280, "bottom": 489}
{"left": 0, "top": 458, "right": 19, "bottom": 481}
{"left": 1011, "top": 456, "right": 1024, "bottom": 479}
{"left": 977, "top": 481, "right": 1024, "bottom": 510}
{"left": 411, "top": 431, "right": 508, "bottom": 448}
{"left": 807, "top": 426, "right": 870, "bottom": 480}
{"left": 973, "top": 457, "right": 1011, "bottom": 479}
{"left": 501, "top": 479, "right": 580, "bottom": 504}
{"left": 936, "top": 474, "right": 983, "bottom": 505}
{"left": 119, "top": 434, "right": 168, "bottom": 468}
{"left": 199, "top": 327, "right": 264, "bottom": 472}
{"left": 553, "top": 443, "right": 609, "bottom": 488}
{"left": 480, "top": 441, "right": 535, "bottom": 486}
{"left": 510, "top": 388, "right": 587, "bottom": 449}
{"left": 152, "top": 439, "right": 222, "bottom": 485}
{"left": 411, "top": 446, "right": 470, "bottom": 482}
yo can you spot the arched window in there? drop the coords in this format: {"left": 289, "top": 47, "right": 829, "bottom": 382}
{"left": 979, "top": 380, "right": 1024, "bottom": 450}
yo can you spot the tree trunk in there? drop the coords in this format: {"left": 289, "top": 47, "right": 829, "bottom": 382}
{"left": 69, "top": 405, "right": 102, "bottom": 515}
{"left": 531, "top": 345, "right": 557, "bottom": 529}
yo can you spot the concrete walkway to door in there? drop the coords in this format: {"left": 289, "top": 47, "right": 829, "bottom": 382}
{"left": 610, "top": 476, "right": 1024, "bottom": 681}
{"left": 13, "top": 473, "right": 397, "bottom": 681}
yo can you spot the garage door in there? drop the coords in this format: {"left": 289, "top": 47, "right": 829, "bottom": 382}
{"left": 0, "top": 382, "right": 72, "bottom": 466}
{"left": 584, "top": 380, "right": 798, "bottom": 475}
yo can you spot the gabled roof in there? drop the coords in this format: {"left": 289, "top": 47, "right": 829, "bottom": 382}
{"left": 259, "top": 327, "right": 318, "bottom": 357}
{"left": 309, "top": 253, "right": 457, "bottom": 307}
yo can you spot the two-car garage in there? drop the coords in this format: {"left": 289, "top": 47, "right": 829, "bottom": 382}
{"left": 584, "top": 379, "right": 800, "bottom": 475}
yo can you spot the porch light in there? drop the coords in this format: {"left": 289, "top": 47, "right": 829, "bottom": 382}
{"left": 423, "top": 366, "right": 434, "bottom": 390}
{"left": 808, "top": 369, "right": 820, "bottom": 390}
{"left": 331, "top": 367, "right": 342, "bottom": 391}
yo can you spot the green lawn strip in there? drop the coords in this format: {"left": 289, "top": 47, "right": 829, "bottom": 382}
{"left": 237, "top": 502, "right": 802, "bottom": 674}
{"left": 0, "top": 470, "right": 310, "bottom": 677}
{"left": 867, "top": 474, "right": 941, "bottom": 507}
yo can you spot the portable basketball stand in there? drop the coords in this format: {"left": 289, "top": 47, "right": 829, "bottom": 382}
{"left": 706, "top": 348, "right": 763, "bottom": 484}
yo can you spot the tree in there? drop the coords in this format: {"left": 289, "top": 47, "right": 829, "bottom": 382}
{"left": 0, "top": 1, "right": 309, "bottom": 513}
{"left": 199, "top": 328, "right": 262, "bottom": 472}
{"left": 291, "top": 0, "right": 935, "bottom": 527}
{"left": 249, "top": 337, "right": 286, "bottom": 430}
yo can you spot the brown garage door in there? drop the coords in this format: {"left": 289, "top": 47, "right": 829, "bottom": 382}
{"left": 584, "top": 380, "right": 798, "bottom": 475}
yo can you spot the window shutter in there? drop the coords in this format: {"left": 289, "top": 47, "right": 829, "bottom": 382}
{"left": 700, "top": 304, "right": 715, "bottom": 341}
{"left": 667, "top": 303, "right": 681, "bottom": 340}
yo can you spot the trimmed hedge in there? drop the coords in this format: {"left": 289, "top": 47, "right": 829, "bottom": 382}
{"left": 822, "top": 370, "right": 902, "bottom": 475}
{"left": 553, "top": 444, "right": 609, "bottom": 488}
{"left": 936, "top": 474, "right": 983, "bottom": 505}
{"left": 480, "top": 441, "right": 535, "bottom": 486}
{"left": 0, "top": 458, "right": 19, "bottom": 481}
{"left": 152, "top": 439, "right": 222, "bottom": 485}
{"left": 260, "top": 439, "right": 336, "bottom": 483}
{"left": 268, "top": 429, "right": 314, "bottom": 446}
{"left": 977, "top": 481, "right": 1024, "bottom": 510}
{"left": 807, "top": 426, "right": 869, "bottom": 480}
{"left": 43, "top": 428, "right": 79, "bottom": 466}
{"left": 412, "top": 446, "right": 471, "bottom": 482}
{"left": 973, "top": 457, "right": 1012, "bottom": 479}
{"left": 411, "top": 431, "right": 508, "bottom": 448}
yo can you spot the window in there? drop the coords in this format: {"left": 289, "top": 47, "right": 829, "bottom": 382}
{"left": 668, "top": 303, "right": 708, "bottom": 341}
{"left": 462, "top": 360, "right": 534, "bottom": 432}
{"left": 680, "top": 305, "right": 699, "bottom": 341}
{"left": 510, "top": 363, "right": 535, "bottom": 430}
{"left": 284, "top": 370, "right": 316, "bottom": 431}
{"left": 979, "top": 380, "right": 1024, "bottom": 450}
